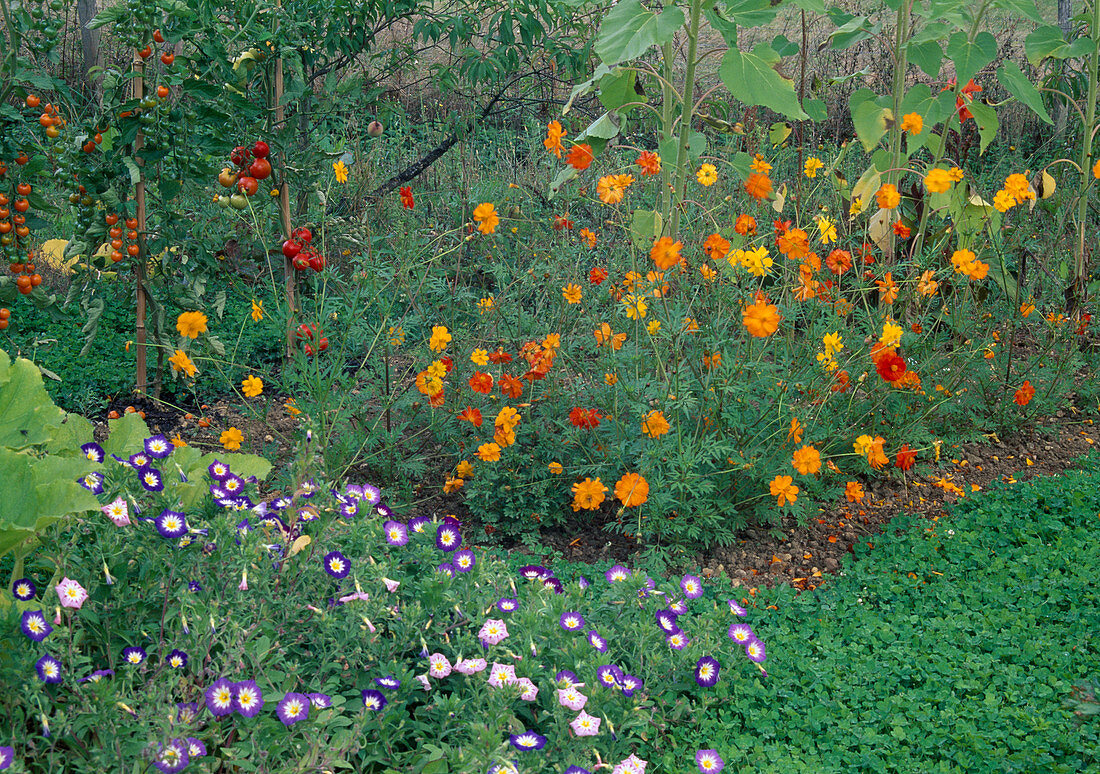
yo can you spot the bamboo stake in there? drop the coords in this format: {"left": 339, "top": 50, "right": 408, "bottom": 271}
{"left": 275, "top": 3, "right": 295, "bottom": 359}
{"left": 134, "top": 51, "right": 148, "bottom": 393}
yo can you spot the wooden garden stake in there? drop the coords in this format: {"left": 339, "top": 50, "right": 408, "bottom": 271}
{"left": 275, "top": 4, "right": 296, "bottom": 360}
{"left": 133, "top": 51, "right": 148, "bottom": 393}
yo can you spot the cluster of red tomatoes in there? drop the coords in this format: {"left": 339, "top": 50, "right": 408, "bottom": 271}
{"left": 282, "top": 227, "right": 326, "bottom": 273}
{"left": 216, "top": 140, "right": 272, "bottom": 211}
{"left": 0, "top": 182, "right": 42, "bottom": 295}
{"left": 104, "top": 213, "right": 140, "bottom": 264}
{"left": 296, "top": 322, "right": 329, "bottom": 356}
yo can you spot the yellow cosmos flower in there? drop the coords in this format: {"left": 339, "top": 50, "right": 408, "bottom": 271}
{"left": 562, "top": 283, "right": 583, "bottom": 304}
{"left": 470, "top": 349, "right": 489, "bottom": 366}
{"left": 176, "top": 311, "right": 208, "bottom": 339}
{"left": 428, "top": 325, "right": 452, "bottom": 352}
{"left": 250, "top": 299, "right": 264, "bottom": 322}
{"left": 333, "top": 159, "right": 349, "bottom": 183}
{"left": 220, "top": 427, "right": 244, "bottom": 451}
{"left": 880, "top": 321, "right": 903, "bottom": 348}
{"left": 924, "top": 168, "right": 952, "bottom": 194}
{"left": 241, "top": 375, "right": 263, "bottom": 397}
{"left": 900, "top": 113, "right": 923, "bottom": 134}
{"left": 169, "top": 349, "right": 197, "bottom": 377}
{"left": 804, "top": 157, "right": 824, "bottom": 178}
{"left": 696, "top": 163, "right": 718, "bottom": 186}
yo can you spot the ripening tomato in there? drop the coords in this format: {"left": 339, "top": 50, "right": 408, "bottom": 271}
{"left": 83, "top": 141, "right": 96, "bottom": 153}
{"left": 230, "top": 146, "right": 252, "bottom": 168}
{"left": 105, "top": 213, "right": 119, "bottom": 225}
{"left": 38, "top": 114, "right": 52, "bottom": 127}
{"left": 292, "top": 254, "right": 311, "bottom": 271}
{"left": 13, "top": 199, "right": 29, "bottom": 213}
{"left": 14, "top": 154, "right": 27, "bottom": 166}
{"left": 157, "top": 85, "right": 169, "bottom": 98}
{"left": 24, "top": 263, "right": 34, "bottom": 273}
{"left": 29, "top": 274, "right": 41, "bottom": 287}
{"left": 292, "top": 226, "right": 312, "bottom": 244}
{"left": 15, "top": 275, "right": 31, "bottom": 293}
{"left": 26, "top": 95, "right": 40, "bottom": 108}
{"left": 45, "top": 126, "right": 59, "bottom": 139}
{"left": 15, "top": 226, "right": 29, "bottom": 238}
{"left": 126, "top": 217, "right": 138, "bottom": 229}
{"left": 0, "top": 319, "right": 7, "bottom": 331}
{"left": 153, "top": 29, "right": 164, "bottom": 43}
{"left": 308, "top": 253, "right": 325, "bottom": 272}
{"left": 236, "top": 176, "right": 258, "bottom": 196}
{"left": 282, "top": 239, "right": 301, "bottom": 260}
{"left": 109, "top": 227, "right": 122, "bottom": 238}
{"left": 0, "top": 307, "right": 9, "bottom": 319}
{"left": 110, "top": 250, "right": 124, "bottom": 262}
{"left": 139, "top": 45, "right": 152, "bottom": 59}
{"left": 218, "top": 168, "right": 238, "bottom": 188}
{"left": 0, "top": 208, "right": 8, "bottom": 219}
{"left": 127, "top": 244, "right": 140, "bottom": 256}
{"left": 0, "top": 223, "right": 10, "bottom": 235}
{"left": 161, "top": 52, "right": 175, "bottom": 66}
{"left": 248, "top": 158, "right": 271, "bottom": 180}
{"left": 8, "top": 263, "right": 22, "bottom": 273}
{"left": 252, "top": 140, "right": 270, "bottom": 159}
{"left": 296, "top": 323, "right": 318, "bottom": 340}
{"left": 111, "top": 239, "right": 123, "bottom": 250}
{"left": 16, "top": 183, "right": 30, "bottom": 196}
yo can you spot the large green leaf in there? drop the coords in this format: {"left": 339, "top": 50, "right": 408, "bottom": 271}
{"left": 997, "top": 61, "right": 1052, "bottom": 124}
{"left": 1024, "top": 24, "right": 1096, "bottom": 66}
{"left": 595, "top": 0, "right": 684, "bottom": 65}
{"left": 723, "top": 0, "right": 780, "bottom": 28}
{"left": 0, "top": 447, "right": 100, "bottom": 558}
{"left": 908, "top": 40, "right": 943, "bottom": 77}
{"left": 103, "top": 412, "right": 153, "bottom": 458}
{"left": 630, "top": 210, "right": 663, "bottom": 250}
{"left": 849, "top": 89, "right": 892, "bottom": 152}
{"left": 598, "top": 69, "right": 640, "bottom": 113}
{"left": 0, "top": 350, "right": 66, "bottom": 449}
{"left": 946, "top": 31, "right": 998, "bottom": 88}
{"left": 719, "top": 44, "right": 808, "bottom": 121}
{"left": 966, "top": 99, "right": 999, "bottom": 154}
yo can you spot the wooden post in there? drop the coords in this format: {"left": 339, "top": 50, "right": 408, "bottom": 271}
{"left": 133, "top": 52, "right": 148, "bottom": 393}
{"left": 274, "top": 5, "right": 295, "bottom": 360}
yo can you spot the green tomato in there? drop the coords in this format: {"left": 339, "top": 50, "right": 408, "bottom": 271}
{"left": 229, "top": 194, "right": 248, "bottom": 210}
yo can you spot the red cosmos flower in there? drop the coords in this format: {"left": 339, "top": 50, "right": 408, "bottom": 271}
{"left": 439, "top": 356, "right": 454, "bottom": 373}
{"left": 399, "top": 186, "right": 414, "bottom": 209}
{"left": 589, "top": 267, "right": 608, "bottom": 285}
{"left": 499, "top": 374, "right": 523, "bottom": 399}
{"left": 1014, "top": 380, "right": 1035, "bottom": 406}
{"left": 566, "top": 144, "right": 594, "bottom": 170}
{"left": 893, "top": 220, "right": 911, "bottom": 238}
{"left": 468, "top": 371, "right": 493, "bottom": 394}
{"left": 859, "top": 242, "right": 875, "bottom": 265}
{"left": 896, "top": 443, "right": 917, "bottom": 471}
{"left": 876, "top": 352, "right": 907, "bottom": 383}
{"left": 553, "top": 214, "right": 574, "bottom": 230}
{"left": 457, "top": 407, "right": 483, "bottom": 427}
{"left": 569, "top": 407, "right": 602, "bottom": 429}
{"left": 773, "top": 219, "right": 792, "bottom": 235}
{"left": 488, "top": 348, "right": 512, "bottom": 364}
{"left": 945, "top": 79, "right": 982, "bottom": 123}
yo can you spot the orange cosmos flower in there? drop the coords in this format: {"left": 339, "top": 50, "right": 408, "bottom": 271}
{"left": 589, "top": 266, "right": 608, "bottom": 285}
{"left": 845, "top": 481, "right": 865, "bottom": 503}
{"left": 562, "top": 283, "right": 582, "bottom": 304}
{"left": 544, "top": 120, "right": 565, "bottom": 157}
{"left": 457, "top": 407, "right": 483, "bottom": 426}
{"left": 917, "top": 270, "right": 939, "bottom": 297}
{"left": 734, "top": 214, "right": 757, "bottom": 236}
{"left": 1014, "top": 380, "right": 1035, "bottom": 406}
{"left": 744, "top": 173, "right": 772, "bottom": 201}
{"left": 579, "top": 228, "right": 597, "bottom": 248}
{"left": 636, "top": 150, "right": 661, "bottom": 175}
{"left": 788, "top": 417, "right": 803, "bottom": 444}
{"left": 429, "top": 388, "right": 445, "bottom": 408}
{"left": 770, "top": 475, "right": 799, "bottom": 507}
{"left": 867, "top": 437, "right": 888, "bottom": 469}
{"left": 895, "top": 444, "right": 917, "bottom": 471}
{"left": 703, "top": 233, "right": 731, "bottom": 261}
{"left": 876, "top": 272, "right": 899, "bottom": 304}
{"left": 614, "top": 472, "right": 649, "bottom": 507}
{"left": 924, "top": 167, "right": 952, "bottom": 194}
{"left": 742, "top": 297, "right": 781, "bottom": 337}
{"left": 566, "top": 144, "right": 594, "bottom": 170}
{"left": 641, "top": 410, "right": 670, "bottom": 438}
{"left": 650, "top": 236, "right": 683, "bottom": 271}
{"left": 571, "top": 477, "right": 608, "bottom": 511}
{"left": 876, "top": 183, "right": 900, "bottom": 209}
{"left": 443, "top": 476, "right": 464, "bottom": 493}
{"left": 825, "top": 249, "right": 852, "bottom": 275}
{"left": 472, "top": 203, "right": 499, "bottom": 235}
{"left": 792, "top": 445, "right": 822, "bottom": 475}
{"left": 597, "top": 174, "right": 630, "bottom": 204}
{"left": 499, "top": 373, "right": 523, "bottom": 399}
{"left": 468, "top": 371, "right": 493, "bottom": 394}
{"left": 776, "top": 228, "right": 809, "bottom": 260}
{"left": 893, "top": 220, "right": 911, "bottom": 238}
{"left": 493, "top": 425, "right": 516, "bottom": 447}
{"left": 477, "top": 442, "right": 502, "bottom": 462}
{"left": 876, "top": 350, "right": 907, "bottom": 382}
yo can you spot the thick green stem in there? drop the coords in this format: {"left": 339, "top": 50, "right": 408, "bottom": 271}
{"left": 1074, "top": 0, "right": 1100, "bottom": 310}
{"left": 659, "top": 39, "right": 675, "bottom": 229}
{"left": 670, "top": 0, "right": 703, "bottom": 238}
{"left": 886, "top": 0, "right": 911, "bottom": 262}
